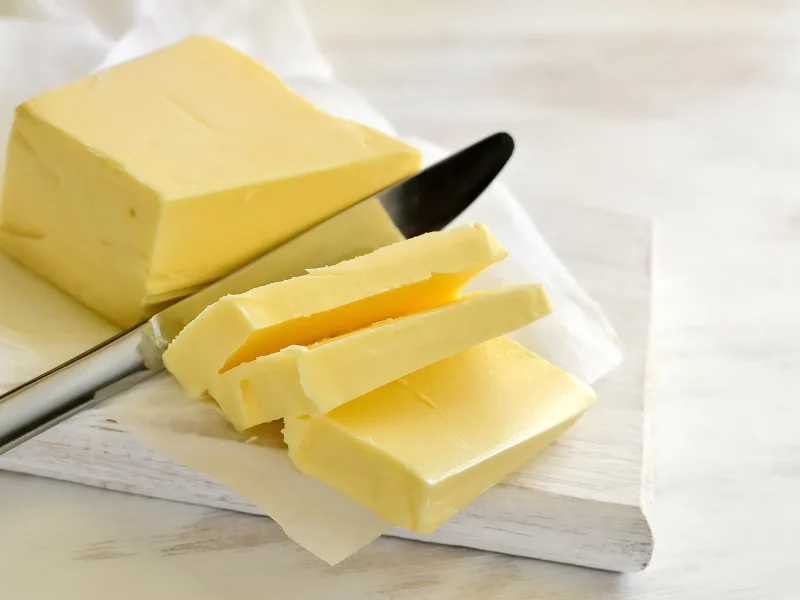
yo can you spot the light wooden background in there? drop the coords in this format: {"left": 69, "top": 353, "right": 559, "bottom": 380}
{"left": 2, "top": 0, "right": 799, "bottom": 597}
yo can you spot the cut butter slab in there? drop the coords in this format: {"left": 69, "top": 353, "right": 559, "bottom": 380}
{"left": 164, "top": 223, "right": 507, "bottom": 398}
{"left": 283, "top": 337, "right": 596, "bottom": 534}
{"left": 0, "top": 35, "right": 420, "bottom": 327}
{"left": 210, "top": 284, "right": 552, "bottom": 429}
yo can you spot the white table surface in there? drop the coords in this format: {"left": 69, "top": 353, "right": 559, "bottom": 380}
{"left": 2, "top": 1, "right": 799, "bottom": 597}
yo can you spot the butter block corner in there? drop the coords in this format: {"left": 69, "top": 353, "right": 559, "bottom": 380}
{"left": 0, "top": 36, "right": 420, "bottom": 327}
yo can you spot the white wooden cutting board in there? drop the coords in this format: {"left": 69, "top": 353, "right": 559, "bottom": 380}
{"left": 0, "top": 198, "right": 654, "bottom": 572}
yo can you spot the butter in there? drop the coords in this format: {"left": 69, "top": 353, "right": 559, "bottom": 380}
{"left": 151, "top": 198, "right": 406, "bottom": 344}
{"left": 0, "top": 35, "right": 421, "bottom": 327}
{"left": 283, "top": 337, "right": 595, "bottom": 534}
{"left": 164, "top": 223, "right": 506, "bottom": 398}
{"left": 209, "top": 285, "right": 551, "bottom": 429}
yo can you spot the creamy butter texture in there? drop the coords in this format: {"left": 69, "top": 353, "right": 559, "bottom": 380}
{"left": 209, "top": 285, "right": 552, "bottom": 429}
{"left": 283, "top": 337, "right": 596, "bottom": 534}
{"left": 0, "top": 35, "right": 421, "bottom": 327}
{"left": 163, "top": 223, "right": 506, "bottom": 399}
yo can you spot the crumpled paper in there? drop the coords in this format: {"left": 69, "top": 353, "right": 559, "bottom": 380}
{"left": 0, "top": 0, "right": 622, "bottom": 563}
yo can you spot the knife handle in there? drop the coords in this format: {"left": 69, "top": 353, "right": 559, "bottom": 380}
{"left": 0, "top": 325, "right": 160, "bottom": 455}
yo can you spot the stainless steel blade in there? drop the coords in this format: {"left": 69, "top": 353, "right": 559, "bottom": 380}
{"left": 0, "top": 131, "right": 514, "bottom": 454}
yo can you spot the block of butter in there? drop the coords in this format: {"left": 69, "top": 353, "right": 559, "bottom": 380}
{"left": 209, "top": 284, "right": 552, "bottom": 429}
{"left": 164, "top": 223, "right": 506, "bottom": 399}
{"left": 0, "top": 35, "right": 421, "bottom": 327}
{"left": 283, "top": 337, "right": 596, "bottom": 534}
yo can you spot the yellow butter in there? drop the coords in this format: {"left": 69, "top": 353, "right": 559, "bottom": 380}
{"left": 283, "top": 337, "right": 595, "bottom": 534}
{"left": 210, "top": 284, "right": 551, "bottom": 429}
{"left": 164, "top": 223, "right": 507, "bottom": 398}
{"left": 0, "top": 35, "right": 420, "bottom": 327}
{"left": 151, "top": 198, "right": 406, "bottom": 345}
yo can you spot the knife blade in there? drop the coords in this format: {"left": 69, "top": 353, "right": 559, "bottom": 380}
{"left": 0, "top": 131, "right": 514, "bottom": 455}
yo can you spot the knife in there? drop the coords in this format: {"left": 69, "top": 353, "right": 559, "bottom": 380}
{"left": 0, "top": 132, "right": 514, "bottom": 455}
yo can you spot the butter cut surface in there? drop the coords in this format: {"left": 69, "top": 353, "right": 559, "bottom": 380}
{"left": 0, "top": 35, "right": 421, "bottom": 327}
{"left": 163, "top": 223, "right": 507, "bottom": 398}
{"left": 283, "top": 337, "right": 596, "bottom": 534}
{"left": 209, "top": 284, "right": 551, "bottom": 429}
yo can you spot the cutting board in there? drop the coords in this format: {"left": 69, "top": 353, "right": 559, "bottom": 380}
{"left": 0, "top": 198, "right": 654, "bottom": 572}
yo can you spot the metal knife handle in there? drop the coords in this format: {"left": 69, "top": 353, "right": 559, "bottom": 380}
{"left": 0, "top": 325, "right": 160, "bottom": 455}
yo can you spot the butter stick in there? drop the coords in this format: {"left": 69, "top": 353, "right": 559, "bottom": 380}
{"left": 164, "top": 224, "right": 507, "bottom": 398}
{"left": 210, "top": 285, "right": 552, "bottom": 429}
{"left": 283, "top": 337, "right": 596, "bottom": 534}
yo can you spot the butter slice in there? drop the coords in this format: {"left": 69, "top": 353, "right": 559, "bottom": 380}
{"left": 283, "top": 337, "right": 595, "bottom": 534}
{"left": 164, "top": 224, "right": 506, "bottom": 398}
{"left": 209, "top": 285, "right": 551, "bottom": 429}
{"left": 0, "top": 35, "right": 420, "bottom": 327}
